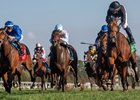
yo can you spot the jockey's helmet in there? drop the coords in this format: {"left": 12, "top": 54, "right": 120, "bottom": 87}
{"left": 101, "top": 25, "right": 108, "bottom": 32}
{"left": 36, "top": 43, "right": 41, "bottom": 48}
{"left": 89, "top": 45, "right": 93, "bottom": 50}
{"left": 109, "top": 1, "right": 121, "bottom": 13}
{"left": 54, "top": 24, "right": 63, "bottom": 31}
{"left": 89, "top": 46, "right": 96, "bottom": 55}
{"left": 5, "top": 21, "right": 14, "bottom": 27}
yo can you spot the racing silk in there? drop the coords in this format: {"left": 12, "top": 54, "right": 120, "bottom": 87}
{"left": 60, "top": 30, "right": 69, "bottom": 44}
{"left": 95, "top": 31, "right": 104, "bottom": 48}
{"left": 34, "top": 47, "right": 46, "bottom": 62}
{"left": 50, "top": 30, "right": 69, "bottom": 44}
{"left": 6, "top": 25, "right": 22, "bottom": 41}
{"left": 106, "top": 5, "right": 128, "bottom": 28}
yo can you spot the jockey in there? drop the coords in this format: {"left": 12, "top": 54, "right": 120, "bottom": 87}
{"left": 87, "top": 45, "right": 97, "bottom": 62}
{"left": 34, "top": 43, "right": 50, "bottom": 73}
{"left": 88, "top": 46, "right": 96, "bottom": 56}
{"left": 106, "top": 1, "right": 135, "bottom": 44}
{"left": 50, "top": 24, "right": 74, "bottom": 60}
{"left": 4, "top": 21, "right": 24, "bottom": 56}
{"left": 94, "top": 25, "right": 108, "bottom": 51}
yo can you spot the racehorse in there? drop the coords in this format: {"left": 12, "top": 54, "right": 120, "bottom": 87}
{"left": 84, "top": 51, "right": 97, "bottom": 90}
{"left": 107, "top": 18, "right": 138, "bottom": 91}
{"left": 0, "top": 28, "right": 34, "bottom": 93}
{"left": 50, "top": 30, "right": 79, "bottom": 91}
{"left": 31, "top": 53, "right": 51, "bottom": 90}
{"left": 96, "top": 32, "right": 111, "bottom": 90}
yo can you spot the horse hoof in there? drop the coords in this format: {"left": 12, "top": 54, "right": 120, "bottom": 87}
{"left": 102, "top": 85, "right": 108, "bottom": 91}
{"left": 132, "top": 83, "right": 135, "bottom": 89}
{"left": 107, "top": 80, "right": 111, "bottom": 85}
{"left": 77, "top": 83, "right": 81, "bottom": 87}
{"left": 6, "top": 88, "right": 11, "bottom": 93}
{"left": 111, "top": 88, "right": 114, "bottom": 91}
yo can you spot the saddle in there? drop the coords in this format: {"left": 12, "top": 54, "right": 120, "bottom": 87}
{"left": 11, "top": 42, "right": 26, "bottom": 60}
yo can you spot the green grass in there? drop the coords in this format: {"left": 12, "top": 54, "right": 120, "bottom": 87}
{"left": 0, "top": 89, "right": 140, "bottom": 100}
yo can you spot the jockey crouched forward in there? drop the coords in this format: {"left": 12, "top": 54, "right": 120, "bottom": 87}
{"left": 94, "top": 25, "right": 108, "bottom": 54}
{"left": 4, "top": 21, "right": 24, "bottom": 56}
{"left": 106, "top": 1, "right": 136, "bottom": 45}
{"left": 87, "top": 46, "right": 97, "bottom": 62}
{"left": 50, "top": 24, "right": 74, "bottom": 61}
{"left": 33, "top": 43, "right": 51, "bottom": 74}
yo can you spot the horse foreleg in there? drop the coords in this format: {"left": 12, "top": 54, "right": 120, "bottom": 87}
{"left": 41, "top": 77, "right": 44, "bottom": 91}
{"left": 121, "top": 65, "right": 128, "bottom": 91}
{"left": 2, "top": 72, "right": 10, "bottom": 93}
{"left": 31, "top": 74, "right": 36, "bottom": 89}
{"left": 110, "top": 64, "right": 117, "bottom": 91}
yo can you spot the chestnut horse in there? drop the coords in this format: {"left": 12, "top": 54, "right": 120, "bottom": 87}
{"left": 0, "top": 28, "right": 33, "bottom": 93}
{"left": 107, "top": 18, "right": 138, "bottom": 91}
{"left": 31, "top": 53, "right": 51, "bottom": 90}
{"left": 50, "top": 31, "right": 79, "bottom": 91}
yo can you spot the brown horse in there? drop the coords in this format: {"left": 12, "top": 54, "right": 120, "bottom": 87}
{"left": 84, "top": 51, "right": 97, "bottom": 90}
{"left": 96, "top": 32, "right": 111, "bottom": 90}
{"left": 107, "top": 18, "right": 138, "bottom": 91}
{"left": 0, "top": 28, "right": 33, "bottom": 93}
{"left": 31, "top": 53, "right": 51, "bottom": 90}
{"left": 50, "top": 31, "right": 74, "bottom": 92}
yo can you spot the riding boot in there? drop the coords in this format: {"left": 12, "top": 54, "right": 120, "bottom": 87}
{"left": 15, "top": 42, "right": 24, "bottom": 56}
{"left": 125, "top": 27, "right": 135, "bottom": 44}
{"left": 69, "top": 49, "right": 74, "bottom": 61}
{"left": 67, "top": 45, "right": 74, "bottom": 61}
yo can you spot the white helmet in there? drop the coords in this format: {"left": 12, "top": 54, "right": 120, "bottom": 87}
{"left": 54, "top": 24, "right": 63, "bottom": 31}
{"left": 36, "top": 43, "right": 41, "bottom": 47}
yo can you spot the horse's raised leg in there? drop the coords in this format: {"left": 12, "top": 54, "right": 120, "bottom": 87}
{"left": 17, "top": 72, "right": 21, "bottom": 91}
{"left": 24, "top": 55, "right": 34, "bottom": 82}
{"left": 31, "top": 74, "right": 36, "bottom": 89}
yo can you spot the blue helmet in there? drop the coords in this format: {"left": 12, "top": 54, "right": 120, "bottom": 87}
{"left": 101, "top": 25, "right": 108, "bottom": 32}
{"left": 54, "top": 24, "right": 63, "bottom": 31}
{"left": 5, "top": 21, "right": 14, "bottom": 27}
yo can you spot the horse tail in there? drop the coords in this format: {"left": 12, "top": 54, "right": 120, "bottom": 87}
{"left": 21, "top": 43, "right": 30, "bottom": 55}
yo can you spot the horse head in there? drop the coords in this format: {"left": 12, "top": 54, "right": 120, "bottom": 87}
{"left": 52, "top": 31, "right": 62, "bottom": 46}
{"left": 0, "top": 28, "right": 8, "bottom": 47}
{"left": 108, "top": 17, "right": 119, "bottom": 44}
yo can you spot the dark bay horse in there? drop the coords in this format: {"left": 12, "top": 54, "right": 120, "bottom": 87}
{"left": 107, "top": 18, "right": 138, "bottom": 91}
{"left": 96, "top": 32, "right": 111, "bottom": 90}
{"left": 84, "top": 51, "right": 97, "bottom": 90}
{"left": 31, "top": 53, "right": 51, "bottom": 90}
{"left": 50, "top": 31, "right": 79, "bottom": 91}
{"left": 0, "top": 28, "right": 33, "bottom": 93}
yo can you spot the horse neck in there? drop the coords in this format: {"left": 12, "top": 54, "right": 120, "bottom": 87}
{"left": 38, "top": 58, "right": 43, "bottom": 67}
{"left": 2, "top": 40, "right": 13, "bottom": 57}
{"left": 55, "top": 43, "right": 68, "bottom": 64}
